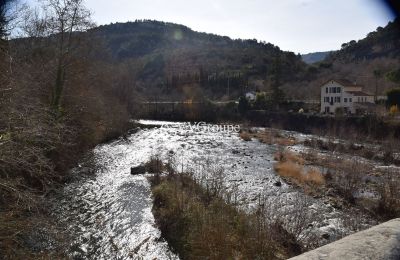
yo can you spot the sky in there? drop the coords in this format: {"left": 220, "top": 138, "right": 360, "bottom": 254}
{"left": 26, "top": 0, "right": 396, "bottom": 54}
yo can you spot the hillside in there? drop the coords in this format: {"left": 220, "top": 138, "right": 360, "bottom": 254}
{"left": 328, "top": 18, "right": 400, "bottom": 62}
{"left": 284, "top": 18, "right": 400, "bottom": 99}
{"left": 87, "top": 19, "right": 400, "bottom": 101}
{"left": 301, "top": 51, "right": 332, "bottom": 64}
{"left": 89, "top": 20, "right": 308, "bottom": 99}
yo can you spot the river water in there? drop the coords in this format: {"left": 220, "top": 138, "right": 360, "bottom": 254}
{"left": 52, "top": 120, "right": 380, "bottom": 259}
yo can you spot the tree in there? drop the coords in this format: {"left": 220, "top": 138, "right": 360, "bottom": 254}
{"left": 385, "top": 68, "right": 400, "bottom": 84}
{"left": 28, "top": 0, "right": 94, "bottom": 111}
{"left": 0, "top": 0, "right": 7, "bottom": 39}
{"left": 389, "top": 105, "right": 398, "bottom": 116}
{"left": 254, "top": 92, "right": 270, "bottom": 110}
{"left": 387, "top": 88, "right": 400, "bottom": 108}
{"left": 238, "top": 96, "right": 249, "bottom": 115}
{"left": 269, "top": 56, "right": 286, "bottom": 108}
{"left": 373, "top": 69, "right": 382, "bottom": 102}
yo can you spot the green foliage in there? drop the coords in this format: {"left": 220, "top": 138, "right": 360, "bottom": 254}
{"left": 387, "top": 88, "right": 400, "bottom": 107}
{"left": 385, "top": 68, "right": 400, "bottom": 84}
{"left": 254, "top": 92, "right": 271, "bottom": 110}
{"left": 332, "top": 18, "right": 400, "bottom": 62}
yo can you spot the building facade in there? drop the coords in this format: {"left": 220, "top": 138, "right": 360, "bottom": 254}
{"left": 320, "top": 79, "right": 374, "bottom": 114}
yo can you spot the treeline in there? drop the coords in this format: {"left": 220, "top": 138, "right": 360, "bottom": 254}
{"left": 328, "top": 18, "right": 400, "bottom": 63}
{"left": 166, "top": 69, "right": 248, "bottom": 94}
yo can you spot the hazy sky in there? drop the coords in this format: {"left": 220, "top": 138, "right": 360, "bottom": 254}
{"left": 27, "top": 0, "right": 396, "bottom": 53}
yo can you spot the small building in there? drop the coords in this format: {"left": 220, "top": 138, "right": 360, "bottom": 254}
{"left": 320, "top": 79, "right": 374, "bottom": 114}
{"left": 245, "top": 91, "right": 256, "bottom": 101}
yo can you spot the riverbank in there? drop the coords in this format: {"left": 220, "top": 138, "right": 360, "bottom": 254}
{"left": 0, "top": 118, "right": 134, "bottom": 259}
{"left": 140, "top": 106, "right": 400, "bottom": 143}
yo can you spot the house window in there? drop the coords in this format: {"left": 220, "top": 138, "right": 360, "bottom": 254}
{"left": 349, "top": 98, "right": 352, "bottom": 102}
{"left": 337, "top": 87, "right": 341, "bottom": 93}
{"left": 326, "top": 88, "right": 328, "bottom": 93}
{"left": 344, "top": 98, "right": 347, "bottom": 103}
{"left": 333, "top": 88, "right": 336, "bottom": 93}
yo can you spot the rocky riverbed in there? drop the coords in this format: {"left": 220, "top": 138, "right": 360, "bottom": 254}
{"left": 51, "top": 120, "right": 397, "bottom": 259}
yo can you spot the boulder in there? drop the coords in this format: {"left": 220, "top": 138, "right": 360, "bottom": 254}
{"left": 131, "top": 165, "right": 146, "bottom": 175}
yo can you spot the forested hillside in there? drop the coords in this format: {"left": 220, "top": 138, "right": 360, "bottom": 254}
{"left": 283, "top": 18, "right": 400, "bottom": 99}
{"left": 83, "top": 18, "right": 400, "bottom": 100}
{"left": 301, "top": 51, "right": 332, "bottom": 64}
{"left": 88, "top": 20, "right": 308, "bottom": 99}
{"left": 328, "top": 18, "right": 400, "bottom": 62}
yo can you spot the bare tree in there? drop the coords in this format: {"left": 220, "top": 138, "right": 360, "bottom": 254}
{"left": 23, "top": 0, "right": 94, "bottom": 111}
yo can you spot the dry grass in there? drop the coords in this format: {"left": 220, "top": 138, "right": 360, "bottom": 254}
{"left": 256, "top": 130, "right": 297, "bottom": 146}
{"left": 150, "top": 174, "right": 301, "bottom": 259}
{"left": 239, "top": 129, "right": 297, "bottom": 146}
{"left": 239, "top": 131, "right": 252, "bottom": 141}
{"left": 274, "top": 150, "right": 305, "bottom": 165}
{"left": 305, "top": 168, "right": 325, "bottom": 185}
{"left": 274, "top": 151, "right": 324, "bottom": 186}
{"left": 274, "top": 161, "right": 303, "bottom": 178}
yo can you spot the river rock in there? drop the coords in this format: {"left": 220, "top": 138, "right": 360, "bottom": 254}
{"left": 131, "top": 165, "right": 146, "bottom": 175}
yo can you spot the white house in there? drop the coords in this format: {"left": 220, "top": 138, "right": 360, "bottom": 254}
{"left": 245, "top": 91, "right": 257, "bottom": 101}
{"left": 320, "top": 79, "right": 374, "bottom": 114}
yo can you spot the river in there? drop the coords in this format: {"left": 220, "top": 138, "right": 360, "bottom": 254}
{"left": 52, "top": 120, "right": 382, "bottom": 259}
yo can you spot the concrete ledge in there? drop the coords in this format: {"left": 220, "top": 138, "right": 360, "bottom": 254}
{"left": 290, "top": 218, "right": 400, "bottom": 260}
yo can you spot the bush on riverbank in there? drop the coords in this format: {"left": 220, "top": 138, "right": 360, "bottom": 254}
{"left": 274, "top": 151, "right": 325, "bottom": 186}
{"left": 150, "top": 173, "right": 301, "bottom": 259}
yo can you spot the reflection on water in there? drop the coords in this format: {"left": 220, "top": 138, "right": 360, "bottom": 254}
{"left": 52, "top": 120, "right": 377, "bottom": 259}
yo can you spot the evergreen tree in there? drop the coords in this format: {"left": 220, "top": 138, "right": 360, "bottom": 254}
{"left": 387, "top": 88, "right": 400, "bottom": 107}
{"left": 270, "top": 56, "right": 286, "bottom": 108}
{"left": 238, "top": 96, "right": 249, "bottom": 115}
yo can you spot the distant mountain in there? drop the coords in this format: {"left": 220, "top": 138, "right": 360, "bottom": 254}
{"left": 88, "top": 20, "right": 308, "bottom": 99}
{"left": 301, "top": 51, "right": 332, "bottom": 64}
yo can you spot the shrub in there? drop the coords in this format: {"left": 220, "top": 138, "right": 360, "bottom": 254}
{"left": 274, "top": 151, "right": 324, "bottom": 186}
{"left": 151, "top": 174, "right": 301, "bottom": 259}
{"left": 239, "top": 131, "right": 252, "bottom": 141}
{"left": 376, "top": 172, "right": 400, "bottom": 219}
{"left": 145, "top": 154, "right": 164, "bottom": 173}
{"left": 389, "top": 105, "right": 398, "bottom": 116}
